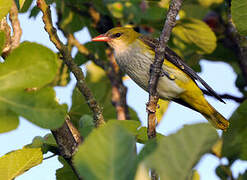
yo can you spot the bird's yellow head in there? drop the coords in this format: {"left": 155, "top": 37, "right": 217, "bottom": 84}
{"left": 92, "top": 27, "right": 140, "bottom": 53}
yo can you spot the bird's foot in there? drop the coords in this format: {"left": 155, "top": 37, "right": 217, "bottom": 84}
{"left": 160, "top": 70, "right": 176, "bottom": 80}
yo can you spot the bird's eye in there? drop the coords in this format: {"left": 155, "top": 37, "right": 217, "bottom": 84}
{"left": 113, "top": 33, "right": 122, "bottom": 38}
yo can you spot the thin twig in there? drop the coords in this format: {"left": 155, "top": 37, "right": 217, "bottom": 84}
{"left": 43, "top": 154, "right": 56, "bottom": 160}
{"left": 37, "top": 0, "right": 105, "bottom": 127}
{"left": 107, "top": 50, "right": 130, "bottom": 120}
{"left": 9, "top": 0, "right": 22, "bottom": 50}
{"left": 202, "top": 90, "right": 246, "bottom": 103}
{"left": 147, "top": 0, "right": 184, "bottom": 139}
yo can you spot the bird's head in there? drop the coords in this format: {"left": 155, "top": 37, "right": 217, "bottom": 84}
{"left": 92, "top": 27, "right": 140, "bottom": 54}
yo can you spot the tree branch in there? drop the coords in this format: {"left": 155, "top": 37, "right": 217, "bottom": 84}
{"left": 51, "top": 116, "right": 82, "bottom": 180}
{"left": 147, "top": 1, "right": 183, "bottom": 179}
{"left": 202, "top": 90, "right": 246, "bottom": 103}
{"left": 68, "top": 34, "right": 130, "bottom": 120}
{"left": 37, "top": 0, "right": 105, "bottom": 127}
{"left": 147, "top": 0, "right": 184, "bottom": 139}
{"left": 1, "top": 0, "right": 22, "bottom": 58}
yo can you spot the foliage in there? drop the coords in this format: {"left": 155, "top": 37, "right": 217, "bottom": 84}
{"left": 0, "top": 147, "right": 43, "bottom": 180}
{"left": 0, "top": 0, "right": 247, "bottom": 179}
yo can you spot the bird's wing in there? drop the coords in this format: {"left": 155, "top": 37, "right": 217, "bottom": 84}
{"left": 139, "top": 35, "right": 225, "bottom": 103}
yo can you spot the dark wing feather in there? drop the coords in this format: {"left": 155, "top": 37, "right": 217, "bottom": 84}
{"left": 139, "top": 35, "right": 225, "bottom": 103}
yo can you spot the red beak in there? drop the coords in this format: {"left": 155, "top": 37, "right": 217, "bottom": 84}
{"left": 92, "top": 34, "right": 110, "bottom": 42}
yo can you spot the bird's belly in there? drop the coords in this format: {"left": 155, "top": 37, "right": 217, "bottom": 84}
{"left": 115, "top": 45, "right": 184, "bottom": 100}
{"left": 123, "top": 64, "right": 184, "bottom": 100}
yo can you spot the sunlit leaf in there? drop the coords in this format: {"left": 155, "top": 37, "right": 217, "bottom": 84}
{"left": 0, "top": 148, "right": 43, "bottom": 180}
{"left": 144, "top": 123, "right": 218, "bottom": 180}
{"left": 73, "top": 122, "right": 137, "bottom": 180}
{"left": 107, "top": 2, "right": 124, "bottom": 18}
{"left": 231, "top": 0, "right": 247, "bottom": 36}
{"left": 0, "top": 42, "right": 58, "bottom": 91}
{"left": 198, "top": 0, "right": 223, "bottom": 7}
{"left": 0, "top": 0, "right": 12, "bottom": 20}
{"left": 173, "top": 18, "right": 217, "bottom": 54}
{"left": 0, "top": 42, "right": 67, "bottom": 129}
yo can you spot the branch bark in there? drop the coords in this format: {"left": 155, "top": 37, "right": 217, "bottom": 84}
{"left": 1, "top": 0, "right": 22, "bottom": 58}
{"left": 37, "top": 0, "right": 105, "bottom": 127}
{"left": 51, "top": 116, "right": 82, "bottom": 180}
{"left": 147, "top": 0, "right": 184, "bottom": 139}
{"left": 147, "top": 1, "right": 183, "bottom": 179}
{"left": 37, "top": 0, "right": 106, "bottom": 178}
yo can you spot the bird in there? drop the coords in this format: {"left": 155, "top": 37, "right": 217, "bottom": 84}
{"left": 92, "top": 27, "right": 229, "bottom": 130}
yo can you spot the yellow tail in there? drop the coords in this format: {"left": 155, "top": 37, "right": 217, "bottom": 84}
{"left": 202, "top": 106, "right": 229, "bottom": 131}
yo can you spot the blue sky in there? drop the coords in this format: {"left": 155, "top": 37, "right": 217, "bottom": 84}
{"left": 0, "top": 4, "right": 247, "bottom": 180}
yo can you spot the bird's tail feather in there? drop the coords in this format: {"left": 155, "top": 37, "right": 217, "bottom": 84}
{"left": 202, "top": 105, "right": 229, "bottom": 131}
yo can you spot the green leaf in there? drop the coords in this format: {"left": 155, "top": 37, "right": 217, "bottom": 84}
{"left": 73, "top": 122, "right": 137, "bottom": 180}
{"left": 144, "top": 123, "right": 218, "bottom": 180}
{"left": 136, "top": 127, "right": 164, "bottom": 144}
{"left": 182, "top": 4, "right": 209, "bottom": 20}
{"left": 0, "top": 148, "right": 43, "bottom": 180}
{"left": 141, "top": 6, "right": 166, "bottom": 21}
{"left": 26, "top": 134, "right": 58, "bottom": 154}
{"left": 0, "top": 31, "right": 5, "bottom": 54}
{"left": 0, "top": 42, "right": 58, "bottom": 91}
{"left": 107, "top": 119, "right": 141, "bottom": 135}
{"left": 0, "top": 0, "right": 12, "bottom": 20}
{"left": 78, "top": 114, "right": 95, "bottom": 138}
{"left": 215, "top": 165, "right": 230, "bottom": 180}
{"left": 173, "top": 18, "right": 217, "bottom": 54}
{"left": 0, "top": 88, "right": 67, "bottom": 129}
{"left": 0, "top": 104, "right": 19, "bottom": 133}
{"left": 0, "top": 42, "right": 66, "bottom": 129}
{"left": 19, "top": 0, "right": 33, "bottom": 13}
{"left": 231, "top": 0, "right": 247, "bottom": 36}
{"left": 222, "top": 101, "right": 247, "bottom": 163}
{"left": 56, "top": 156, "right": 78, "bottom": 180}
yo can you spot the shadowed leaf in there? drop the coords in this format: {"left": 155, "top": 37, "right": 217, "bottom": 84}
{"left": 231, "top": 0, "right": 247, "bottom": 36}
{"left": 144, "top": 123, "right": 218, "bottom": 180}
{"left": 222, "top": 101, "right": 247, "bottom": 163}
{"left": 73, "top": 122, "right": 137, "bottom": 180}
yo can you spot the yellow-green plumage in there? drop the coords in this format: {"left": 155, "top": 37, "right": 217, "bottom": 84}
{"left": 92, "top": 27, "right": 229, "bottom": 130}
